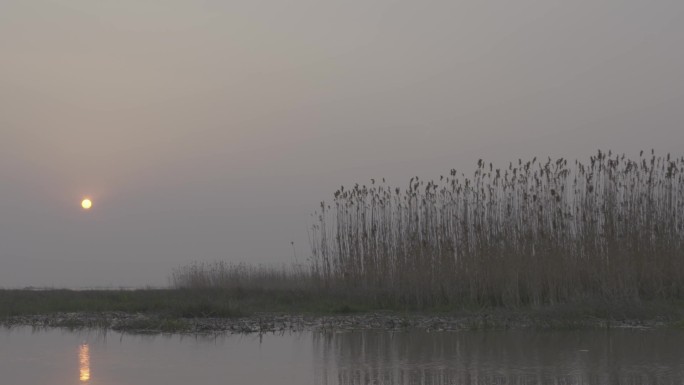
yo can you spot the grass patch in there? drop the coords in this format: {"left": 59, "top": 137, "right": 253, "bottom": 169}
{"left": 0, "top": 288, "right": 379, "bottom": 319}
{"left": 3, "top": 289, "right": 684, "bottom": 328}
{"left": 0, "top": 289, "right": 242, "bottom": 318}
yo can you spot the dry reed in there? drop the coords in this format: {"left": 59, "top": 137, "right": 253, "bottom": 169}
{"left": 170, "top": 261, "right": 312, "bottom": 291}
{"left": 310, "top": 150, "right": 684, "bottom": 307}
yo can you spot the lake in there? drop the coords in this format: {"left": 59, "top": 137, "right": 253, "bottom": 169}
{"left": 2, "top": 327, "right": 684, "bottom": 385}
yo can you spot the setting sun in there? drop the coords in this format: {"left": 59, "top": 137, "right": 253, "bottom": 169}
{"left": 81, "top": 198, "right": 92, "bottom": 210}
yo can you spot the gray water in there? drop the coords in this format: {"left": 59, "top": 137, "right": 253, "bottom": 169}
{"left": 2, "top": 327, "right": 684, "bottom": 385}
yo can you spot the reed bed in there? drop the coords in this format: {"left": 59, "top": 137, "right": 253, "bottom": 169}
{"left": 170, "top": 261, "right": 313, "bottom": 291}
{"left": 310, "top": 150, "right": 684, "bottom": 307}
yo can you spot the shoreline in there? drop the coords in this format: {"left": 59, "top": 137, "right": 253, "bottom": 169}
{"left": 2, "top": 311, "right": 673, "bottom": 335}
{"left": 3, "top": 289, "right": 683, "bottom": 334}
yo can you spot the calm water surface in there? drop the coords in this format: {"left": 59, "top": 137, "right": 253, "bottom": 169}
{"left": 2, "top": 327, "right": 684, "bottom": 385}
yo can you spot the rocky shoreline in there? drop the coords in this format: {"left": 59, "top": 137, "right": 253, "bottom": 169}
{"left": 1, "top": 311, "right": 671, "bottom": 334}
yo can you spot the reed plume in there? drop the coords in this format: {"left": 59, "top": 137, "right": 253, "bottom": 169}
{"left": 311, "top": 150, "right": 684, "bottom": 307}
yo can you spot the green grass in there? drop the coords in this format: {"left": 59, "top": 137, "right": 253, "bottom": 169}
{"left": 3, "top": 288, "right": 684, "bottom": 322}
{"left": 0, "top": 288, "right": 384, "bottom": 319}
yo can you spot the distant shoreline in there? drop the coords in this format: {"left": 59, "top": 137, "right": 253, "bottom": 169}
{"left": 2, "top": 288, "right": 683, "bottom": 334}
{"left": 1, "top": 311, "right": 673, "bottom": 335}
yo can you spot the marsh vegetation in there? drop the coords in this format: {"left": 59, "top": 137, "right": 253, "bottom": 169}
{"left": 5, "top": 151, "right": 683, "bottom": 331}
{"left": 174, "top": 151, "right": 684, "bottom": 310}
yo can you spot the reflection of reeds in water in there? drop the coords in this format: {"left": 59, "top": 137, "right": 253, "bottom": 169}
{"left": 313, "top": 330, "right": 684, "bottom": 385}
{"left": 311, "top": 151, "right": 684, "bottom": 307}
{"left": 79, "top": 343, "right": 90, "bottom": 383}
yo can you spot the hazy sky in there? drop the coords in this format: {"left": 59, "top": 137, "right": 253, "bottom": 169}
{"left": 2, "top": 0, "right": 683, "bottom": 287}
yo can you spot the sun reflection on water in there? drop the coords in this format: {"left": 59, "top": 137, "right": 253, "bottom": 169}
{"left": 79, "top": 343, "right": 90, "bottom": 382}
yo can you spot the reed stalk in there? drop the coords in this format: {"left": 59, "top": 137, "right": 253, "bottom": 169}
{"left": 311, "top": 151, "right": 684, "bottom": 307}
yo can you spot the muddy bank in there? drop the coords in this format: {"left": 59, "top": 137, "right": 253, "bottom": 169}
{"left": 1, "top": 311, "right": 672, "bottom": 334}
